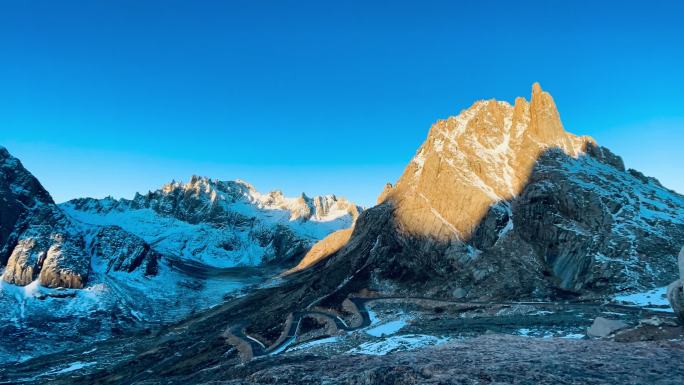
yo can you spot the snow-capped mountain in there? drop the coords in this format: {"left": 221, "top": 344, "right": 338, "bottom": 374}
{"left": 61, "top": 176, "right": 361, "bottom": 268}
{"left": 0, "top": 148, "right": 361, "bottom": 363}
{"left": 290, "top": 83, "right": 684, "bottom": 301}
{"left": 0, "top": 147, "right": 163, "bottom": 362}
{"left": 0, "top": 147, "right": 159, "bottom": 290}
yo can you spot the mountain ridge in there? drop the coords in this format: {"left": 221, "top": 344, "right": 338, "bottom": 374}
{"left": 62, "top": 175, "right": 362, "bottom": 268}
{"left": 289, "top": 83, "right": 684, "bottom": 300}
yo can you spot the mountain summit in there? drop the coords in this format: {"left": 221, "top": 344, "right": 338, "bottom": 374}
{"left": 381, "top": 83, "right": 595, "bottom": 240}
{"left": 291, "top": 83, "right": 683, "bottom": 302}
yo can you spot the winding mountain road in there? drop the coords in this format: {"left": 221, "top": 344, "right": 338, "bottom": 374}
{"left": 226, "top": 296, "right": 672, "bottom": 360}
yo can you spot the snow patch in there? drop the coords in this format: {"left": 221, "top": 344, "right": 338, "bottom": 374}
{"left": 365, "top": 319, "right": 407, "bottom": 337}
{"left": 289, "top": 336, "right": 339, "bottom": 352}
{"left": 347, "top": 334, "right": 450, "bottom": 356}
{"left": 613, "top": 286, "right": 672, "bottom": 312}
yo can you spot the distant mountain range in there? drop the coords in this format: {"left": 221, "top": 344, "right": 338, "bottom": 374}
{"left": 62, "top": 176, "right": 360, "bottom": 268}
{"left": 0, "top": 148, "right": 360, "bottom": 289}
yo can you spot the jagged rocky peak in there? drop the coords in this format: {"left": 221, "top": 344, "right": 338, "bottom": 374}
{"left": 296, "top": 83, "right": 683, "bottom": 301}
{"left": 62, "top": 176, "right": 362, "bottom": 268}
{"left": 0, "top": 147, "right": 54, "bottom": 261}
{"left": 130, "top": 175, "right": 361, "bottom": 223}
{"left": 381, "top": 83, "right": 601, "bottom": 240}
{"left": 286, "top": 193, "right": 360, "bottom": 222}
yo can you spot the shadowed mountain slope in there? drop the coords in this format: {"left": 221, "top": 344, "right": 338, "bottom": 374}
{"left": 293, "top": 83, "right": 683, "bottom": 299}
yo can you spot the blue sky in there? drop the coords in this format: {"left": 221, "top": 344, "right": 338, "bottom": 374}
{"left": 1, "top": 1, "right": 683, "bottom": 206}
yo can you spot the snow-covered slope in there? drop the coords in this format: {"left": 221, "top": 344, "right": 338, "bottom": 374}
{"left": 0, "top": 249, "right": 270, "bottom": 363}
{"left": 0, "top": 147, "right": 161, "bottom": 289}
{"left": 61, "top": 177, "right": 361, "bottom": 268}
{"left": 0, "top": 148, "right": 361, "bottom": 364}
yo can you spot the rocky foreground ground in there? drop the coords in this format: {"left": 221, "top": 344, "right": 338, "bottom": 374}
{"left": 145, "top": 335, "right": 684, "bottom": 385}
{"left": 4, "top": 295, "right": 682, "bottom": 385}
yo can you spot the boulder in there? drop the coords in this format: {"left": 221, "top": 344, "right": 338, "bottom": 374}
{"left": 666, "top": 246, "right": 684, "bottom": 321}
{"left": 587, "top": 317, "right": 629, "bottom": 338}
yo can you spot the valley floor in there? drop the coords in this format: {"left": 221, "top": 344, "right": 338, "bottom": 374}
{"left": 2, "top": 293, "right": 683, "bottom": 384}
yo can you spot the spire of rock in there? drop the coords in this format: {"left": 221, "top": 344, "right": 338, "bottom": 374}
{"left": 380, "top": 83, "right": 593, "bottom": 241}
{"left": 528, "top": 82, "right": 572, "bottom": 147}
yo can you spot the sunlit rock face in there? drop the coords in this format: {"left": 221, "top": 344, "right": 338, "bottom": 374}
{"left": 2, "top": 208, "right": 89, "bottom": 288}
{"left": 298, "top": 84, "right": 684, "bottom": 300}
{"left": 382, "top": 83, "right": 593, "bottom": 240}
{"left": 62, "top": 177, "right": 362, "bottom": 268}
{"left": 289, "top": 228, "right": 353, "bottom": 273}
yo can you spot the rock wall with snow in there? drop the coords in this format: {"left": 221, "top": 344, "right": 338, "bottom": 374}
{"left": 0, "top": 147, "right": 89, "bottom": 288}
{"left": 0, "top": 147, "right": 161, "bottom": 289}
{"left": 61, "top": 176, "right": 362, "bottom": 268}
{"left": 667, "top": 247, "right": 684, "bottom": 320}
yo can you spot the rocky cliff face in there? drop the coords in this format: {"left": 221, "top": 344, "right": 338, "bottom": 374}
{"left": 62, "top": 177, "right": 361, "bottom": 267}
{"left": 0, "top": 147, "right": 160, "bottom": 288}
{"left": 382, "top": 83, "right": 591, "bottom": 240}
{"left": 0, "top": 148, "right": 89, "bottom": 288}
{"left": 295, "top": 84, "right": 684, "bottom": 301}
{"left": 0, "top": 147, "right": 54, "bottom": 265}
{"left": 89, "top": 226, "right": 160, "bottom": 276}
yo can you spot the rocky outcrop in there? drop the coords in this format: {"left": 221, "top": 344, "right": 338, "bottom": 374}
{"left": 0, "top": 147, "right": 54, "bottom": 265}
{"left": 2, "top": 210, "right": 85, "bottom": 288}
{"left": 667, "top": 247, "right": 684, "bottom": 321}
{"left": 2, "top": 238, "right": 43, "bottom": 285}
{"left": 38, "top": 233, "right": 88, "bottom": 288}
{"left": 90, "top": 226, "right": 160, "bottom": 276}
{"left": 0, "top": 148, "right": 89, "bottom": 288}
{"left": 291, "top": 84, "right": 684, "bottom": 301}
{"left": 0, "top": 147, "right": 162, "bottom": 288}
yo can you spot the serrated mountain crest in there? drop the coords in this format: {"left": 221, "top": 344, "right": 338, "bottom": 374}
{"left": 382, "top": 83, "right": 595, "bottom": 240}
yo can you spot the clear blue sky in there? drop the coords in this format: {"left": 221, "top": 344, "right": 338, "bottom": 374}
{"left": 1, "top": 1, "right": 683, "bottom": 206}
